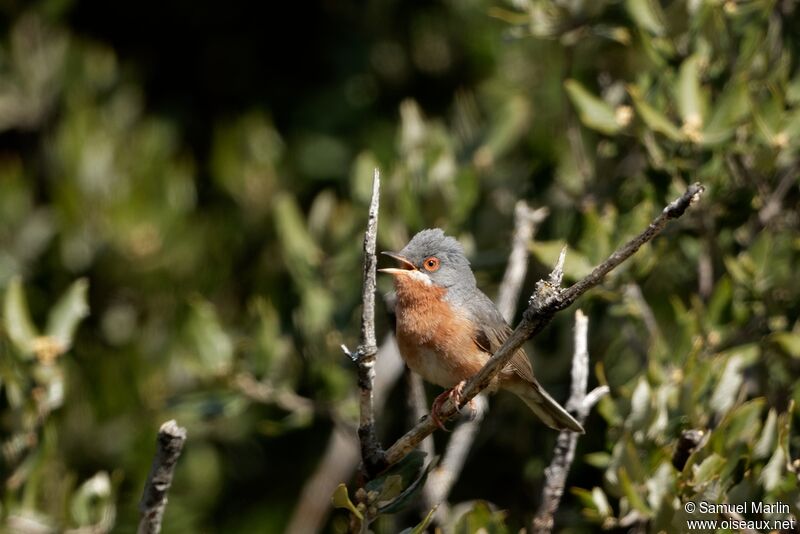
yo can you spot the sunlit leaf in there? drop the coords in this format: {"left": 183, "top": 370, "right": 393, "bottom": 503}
{"left": 760, "top": 443, "right": 785, "bottom": 491}
{"left": 629, "top": 86, "right": 685, "bottom": 141}
{"left": 619, "top": 467, "right": 651, "bottom": 515}
{"left": 591, "top": 487, "right": 612, "bottom": 518}
{"left": 45, "top": 278, "right": 89, "bottom": 351}
{"left": 185, "top": 298, "right": 233, "bottom": 374}
{"left": 331, "top": 483, "right": 363, "bottom": 520}
{"left": 3, "top": 276, "right": 38, "bottom": 357}
{"left": 454, "top": 501, "right": 509, "bottom": 534}
{"left": 692, "top": 453, "right": 726, "bottom": 485}
{"left": 710, "top": 353, "right": 745, "bottom": 415}
{"left": 770, "top": 332, "right": 800, "bottom": 359}
{"left": 625, "top": 0, "right": 665, "bottom": 35}
{"left": 564, "top": 79, "right": 622, "bottom": 135}
{"left": 628, "top": 377, "right": 651, "bottom": 429}
{"left": 399, "top": 506, "right": 438, "bottom": 534}
{"left": 70, "top": 471, "right": 114, "bottom": 528}
{"left": 753, "top": 409, "right": 777, "bottom": 459}
{"left": 676, "top": 55, "right": 704, "bottom": 135}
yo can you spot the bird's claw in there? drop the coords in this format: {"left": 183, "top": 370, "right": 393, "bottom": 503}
{"left": 430, "top": 380, "right": 469, "bottom": 431}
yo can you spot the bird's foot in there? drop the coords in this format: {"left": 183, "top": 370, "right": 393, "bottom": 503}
{"left": 430, "top": 380, "right": 468, "bottom": 430}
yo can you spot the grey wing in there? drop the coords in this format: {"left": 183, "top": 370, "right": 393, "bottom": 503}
{"left": 466, "top": 290, "right": 537, "bottom": 384}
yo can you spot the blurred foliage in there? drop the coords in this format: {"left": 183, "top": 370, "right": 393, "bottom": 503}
{"left": 0, "top": 0, "right": 799, "bottom": 532}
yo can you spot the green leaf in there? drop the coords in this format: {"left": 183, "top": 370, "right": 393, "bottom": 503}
{"left": 762, "top": 401, "right": 796, "bottom": 492}
{"left": 564, "top": 79, "right": 622, "bottom": 135}
{"left": 45, "top": 278, "right": 89, "bottom": 351}
{"left": 770, "top": 332, "right": 800, "bottom": 358}
{"left": 754, "top": 409, "right": 777, "bottom": 459}
{"left": 70, "top": 471, "right": 113, "bottom": 528}
{"left": 185, "top": 298, "right": 234, "bottom": 374}
{"left": 591, "top": 487, "right": 613, "bottom": 518}
{"left": 692, "top": 453, "right": 726, "bottom": 486}
{"left": 365, "top": 449, "right": 431, "bottom": 514}
{"left": 629, "top": 86, "right": 685, "bottom": 141}
{"left": 331, "top": 483, "right": 363, "bottom": 520}
{"left": 376, "top": 474, "right": 403, "bottom": 503}
{"left": 454, "top": 501, "right": 509, "bottom": 534}
{"left": 376, "top": 463, "right": 432, "bottom": 514}
{"left": 702, "top": 81, "right": 749, "bottom": 145}
{"left": 760, "top": 443, "right": 785, "bottom": 491}
{"left": 619, "top": 467, "right": 652, "bottom": 515}
{"left": 3, "top": 276, "right": 39, "bottom": 357}
{"left": 676, "top": 55, "right": 704, "bottom": 133}
{"left": 625, "top": 0, "right": 665, "bottom": 35}
{"left": 273, "top": 192, "right": 322, "bottom": 284}
{"left": 584, "top": 452, "right": 611, "bottom": 469}
{"left": 710, "top": 398, "right": 764, "bottom": 452}
{"left": 710, "top": 353, "right": 745, "bottom": 415}
{"left": 628, "top": 376, "right": 651, "bottom": 429}
{"left": 399, "top": 506, "right": 438, "bottom": 534}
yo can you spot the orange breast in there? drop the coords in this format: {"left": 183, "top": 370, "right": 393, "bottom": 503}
{"left": 393, "top": 274, "right": 489, "bottom": 388}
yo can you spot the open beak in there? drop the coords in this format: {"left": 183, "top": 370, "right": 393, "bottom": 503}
{"left": 378, "top": 251, "right": 416, "bottom": 275}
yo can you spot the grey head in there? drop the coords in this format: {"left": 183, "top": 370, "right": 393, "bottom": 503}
{"left": 380, "top": 228, "right": 476, "bottom": 289}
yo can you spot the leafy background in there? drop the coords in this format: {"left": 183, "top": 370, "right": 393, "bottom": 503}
{"left": 1, "top": 0, "right": 799, "bottom": 532}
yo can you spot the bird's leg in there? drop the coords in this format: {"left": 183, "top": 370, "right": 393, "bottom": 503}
{"left": 430, "top": 380, "right": 469, "bottom": 430}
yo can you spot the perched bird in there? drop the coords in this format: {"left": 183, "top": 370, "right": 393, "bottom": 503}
{"left": 379, "top": 228, "right": 583, "bottom": 433}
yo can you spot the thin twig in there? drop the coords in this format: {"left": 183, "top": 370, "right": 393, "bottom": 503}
{"left": 233, "top": 373, "right": 315, "bottom": 415}
{"left": 138, "top": 420, "right": 187, "bottom": 534}
{"left": 624, "top": 283, "right": 660, "bottom": 341}
{"left": 422, "top": 200, "right": 546, "bottom": 518}
{"left": 758, "top": 163, "right": 798, "bottom": 226}
{"left": 532, "top": 310, "right": 609, "bottom": 533}
{"left": 340, "top": 168, "right": 386, "bottom": 475}
{"left": 383, "top": 183, "right": 705, "bottom": 467}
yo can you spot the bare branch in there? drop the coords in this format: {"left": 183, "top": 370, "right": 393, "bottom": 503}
{"left": 496, "top": 202, "right": 549, "bottom": 322}
{"left": 623, "top": 283, "right": 661, "bottom": 341}
{"left": 138, "top": 420, "right": 187, "bottom": 534}
{"left": 341, "top": 169, "right": 386, "bottom": 475}
{"left": 532, "top": 310, "right": 609, "bottom": 534}
{"left": 383, "top": 183, "right": 704, "bottom": 467}
{"left": 287, "top": 338, "right": 404, "bottom": 534}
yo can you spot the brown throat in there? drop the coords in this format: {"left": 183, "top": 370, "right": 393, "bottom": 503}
{"left": 393, "top": 275, "right": 449, "bottom": 345}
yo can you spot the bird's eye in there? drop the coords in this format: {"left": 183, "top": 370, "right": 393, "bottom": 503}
{"left": 423, "top": 256, "right": 440, "bottom": 272}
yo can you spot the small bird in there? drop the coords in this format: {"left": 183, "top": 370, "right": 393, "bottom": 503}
{"left": 379, "top": 228, "right": 583, "bottom": 433}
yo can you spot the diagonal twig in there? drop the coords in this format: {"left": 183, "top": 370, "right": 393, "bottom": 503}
{"left": 138, "top": 420, "right": 187, "bottom": 534}
{"left": 382, "top": 183, "right": 705, "bottom": 467}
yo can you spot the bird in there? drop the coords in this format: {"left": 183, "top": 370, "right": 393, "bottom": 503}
{"left": 379, "top": 228, "right": 584, "bottom": 433}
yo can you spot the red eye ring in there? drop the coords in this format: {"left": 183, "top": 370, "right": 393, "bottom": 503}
{"left": 423, "top": 256, "right": 440, "bottom": 272}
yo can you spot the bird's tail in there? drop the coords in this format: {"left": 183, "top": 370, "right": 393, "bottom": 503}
{"left": 508, "top": 381, "right": 584, "bottom": 433}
